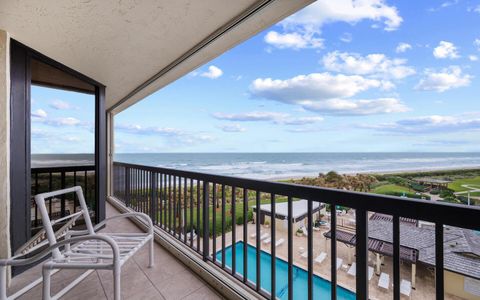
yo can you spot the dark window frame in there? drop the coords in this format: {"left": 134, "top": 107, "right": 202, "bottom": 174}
{"left": 9, "top": 39, "right": 106, "bottom": 274}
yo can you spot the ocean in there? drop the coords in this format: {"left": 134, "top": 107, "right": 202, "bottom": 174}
{"left": 32, "top": 152, "right": 480, "bottom": 180}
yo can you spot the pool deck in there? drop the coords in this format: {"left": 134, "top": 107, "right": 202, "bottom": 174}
{"left": 213, "top": 214, "right": 463, "bottom": 300}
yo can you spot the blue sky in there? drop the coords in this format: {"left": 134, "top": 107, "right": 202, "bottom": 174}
{"left": 32, "top": 0, "right": 480, "bottom": 153}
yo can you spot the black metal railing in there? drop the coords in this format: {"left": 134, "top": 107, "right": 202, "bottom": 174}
{"left": 112, "top": 161, "right": 480, "bottom": 300}
{"left": 31, "top": 165, "right": 96, "bottom": 231}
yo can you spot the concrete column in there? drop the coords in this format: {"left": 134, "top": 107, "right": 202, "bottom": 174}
{"left": 107, "top": 111, "right": 114, "bottom": 196}
{"left": 0, "top": 29, "right": 11, "bottom": 283}
{"left": 412, "top": 263, "right": 416, "bottom": 289}
{"left": 376, "top": 253, "right": 381, "bottom": 275}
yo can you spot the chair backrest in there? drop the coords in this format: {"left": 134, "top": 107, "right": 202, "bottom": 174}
{"left": 34, "top": 186, "right": 95, "bottom": 259}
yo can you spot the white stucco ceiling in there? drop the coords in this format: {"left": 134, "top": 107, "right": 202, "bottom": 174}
{"left": 0, "top": 0, "right": 312, "bottom": 113}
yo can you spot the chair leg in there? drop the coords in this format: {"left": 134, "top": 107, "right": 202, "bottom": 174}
{"left": 42, "top": 268, "right": 52, "bottom": 300}
{"left": 113, "top": 265, "right": 121, "bottom": 300}
{"left": 149, "top": 237, "right": 154, "bottom": 268}
{"left": 0, "top": 266, "right": 7, "bottom": 300}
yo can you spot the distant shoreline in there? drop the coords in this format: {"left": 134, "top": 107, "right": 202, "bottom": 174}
{"left": 270, "top": 166, "right": 480, "bottom": 181}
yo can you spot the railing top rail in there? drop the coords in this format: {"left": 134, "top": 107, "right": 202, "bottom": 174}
{"left": 113, "top": 161, "right": 480, "bottom": 230}
{"left": 31, "top": 165, "right": 95, "bottom": 173}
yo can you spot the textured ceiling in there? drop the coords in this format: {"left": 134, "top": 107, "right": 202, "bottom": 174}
{"left": 0, "top": 0, "right": 312, "bottom": 112}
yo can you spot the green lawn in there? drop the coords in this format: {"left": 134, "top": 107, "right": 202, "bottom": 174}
{"left": 372, "top": 184, "right": 411, "bottom": 195}
{"left": 448, "top": 176, "right": 480, "bottom": 192}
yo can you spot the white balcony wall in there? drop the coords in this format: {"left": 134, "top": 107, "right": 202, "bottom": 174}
{"left": 0, "top": 29, "right": 11, "bottom": 281}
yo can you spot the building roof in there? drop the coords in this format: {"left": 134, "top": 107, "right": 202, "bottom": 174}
{"left": 414, "top": 177, "right": 451, "bottom": 184}
{"left": 323, "top": 230, "right": 418, "bottom": 264}
{"left": 252, "top": 200, "right": 323, "bottom": 222}
{"left": 369, "top": 213, "right": 480, "bottom": 279}
{"left": 0, "top": 0, "right": 313, "bottom": 112}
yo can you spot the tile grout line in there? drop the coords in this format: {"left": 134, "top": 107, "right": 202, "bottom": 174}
{"left": 132, "top": 255, "right": 167, "bottom": 300}
{"left": 178, "top": 284, "right": 207, "bottom": 300}
{"left": 95, "top": 270, "right": 110, "bottom": 300}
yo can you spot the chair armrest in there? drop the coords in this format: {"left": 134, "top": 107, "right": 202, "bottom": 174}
{"left": 93, "top": 212, "right": 154, "bottom": 235}
{"left": 0, "top": 235, "right": 120, "bottom": 268}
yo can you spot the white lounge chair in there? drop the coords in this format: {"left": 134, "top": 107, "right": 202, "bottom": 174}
{"left": 400, "top": 279, "right": 412, "bottom": 297}
{"left": 0, "top": 186, "right": 154, "bottom": 300}
{"left": 259, "top": 233, "right": 269, "bottom": 240}
{"left": 347, "top": 262, "right": 356, "bottom": 276}
{"left": 275, "top": 238, "right": 285, "bottom": 247}
{"left": 378, "top": 272, "right": 390, "bottom": 290}
{"left": 347, "top": 263, "right": 374, "bottom": 281}
{"left": 263, "top": 237, "right": 272, "bottom": 244}
{"left": 250, "top": 231, "right": 263, "bottom": 238}
{"left": 314, "top": 252, "right": 327, "bottom": 264}
{"left": 301, "top": 226, "right": 308, "bottom": 236}
{"left": 301, "top": 251, "right": 309, "bottom": 259}
{"left": 336, "top": 258, "right": 343, "bottom": 270}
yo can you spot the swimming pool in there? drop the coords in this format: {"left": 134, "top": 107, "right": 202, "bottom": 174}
{"left": 216, "top": 242, "right": 356, "bottom": 300}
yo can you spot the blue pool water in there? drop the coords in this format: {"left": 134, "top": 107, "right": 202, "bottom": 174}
{"left": 216, "top": 242, "right": 356, "bottom": 300}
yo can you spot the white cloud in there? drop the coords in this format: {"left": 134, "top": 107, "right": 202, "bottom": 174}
{"left": 395, "top": 42, "right": 412, "bottom": 53}
{"left": 250, "top": 73, "right": 385, "bottom": 104}
{"left": 282, "top": 116, "right": 324, "bottom": 125}
{"left": 50, "top": 117, "right": 82, "bottom": 126}
{"left": 467, "top": 4, "right": 480, "bottom": 13}
{"left": 265, "top": 0, "right": 401, "bottom": 49}
{"left": 415, "top": 66, "right": 472, "bottom": 92}
{"left": 282, "top": 0, "right": 402, "bottom": 32}
{"left": 31, "top": 109, "right": 47, "bottom": 118}
{"left": 433, "top": 41, "right": 460, "bottom": 59}
{"left": 116, "top": 124, "right": 215, "bottom": 146}
{"left": 300, "top": 98, "right": 408, "bottom": 115}
{"left": 362, "top": 114, "right": 480, "bottom": 134}
{"left": 50, "top": 100, "right": 74, "bottom": 110}
{"left": 200, "top": 65, "right": 223, "bottom": 79}
{"left": 322, "top": 51, "right": 415, "bottom": 80}
{"left": 428, "top": 0, "right": 459, "bottom": 12}
{"left": 264, "top": 31, "right": 323, "bottom": 49}
{"left": 249, "top": 73, "right": 408, "bottom": 115}
{"left": 217, "top": 124, "right": 246, "bottom": 132}
{"left": 469, "top": 55, "right": 479, "bottom": 61}
{"left": 212, "top": 111, "right": 288, "bottom": 122}
{"left": 339, "top": 32, "right": 353, "bottom": 43}
{"left": 475, "top": 39, "right": 480, "bottom": 51}
{"left": 212, "top": 111, "right": 324, "bottom": 125}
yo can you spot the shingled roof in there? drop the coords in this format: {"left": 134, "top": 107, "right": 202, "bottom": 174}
{"left": 369, "top": 213, "right": 480, "bottom": 279}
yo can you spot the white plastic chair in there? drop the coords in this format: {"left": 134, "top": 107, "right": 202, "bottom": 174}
{"left": 0, "top": 186, "right": 154, "bottom": 300}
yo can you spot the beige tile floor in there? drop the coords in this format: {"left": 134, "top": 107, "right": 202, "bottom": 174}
{"left": 7, "top": 203, "right": 223, "bottom": 300}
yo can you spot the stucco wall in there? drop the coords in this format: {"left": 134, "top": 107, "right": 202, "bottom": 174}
{"left": 0, "top": 29, "right": 11, "bottom": 274}
{"left": 445, "top": 271, "right": 480, "bottom": 300}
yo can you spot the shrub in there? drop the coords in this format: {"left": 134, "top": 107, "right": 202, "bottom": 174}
{"left": 439, "top": 189, "right": 455, "bottom": 198}
{"left": 409, "top": 183, "right": 427, "bottom": 192}
{"left": 384, "top": 191, "right": 430, "bottom": 200}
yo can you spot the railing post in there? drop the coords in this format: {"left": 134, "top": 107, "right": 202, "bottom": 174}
{"left": 150, "top": 172, "right": 157, "bottom": 224}
{"left": 355, "top": 209, "right": 369, "bottom": 300}
{"left": 125, "top": 167, "right": 130, "bottom": 207}
{"left": 435, "top": 223, "right": 444, "bottom": 300}
{"left": 202, "top": 181, "right": 210, "bottom": 261}
{"left": 60, "top": 171, "right": 66, "bottom": 217}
